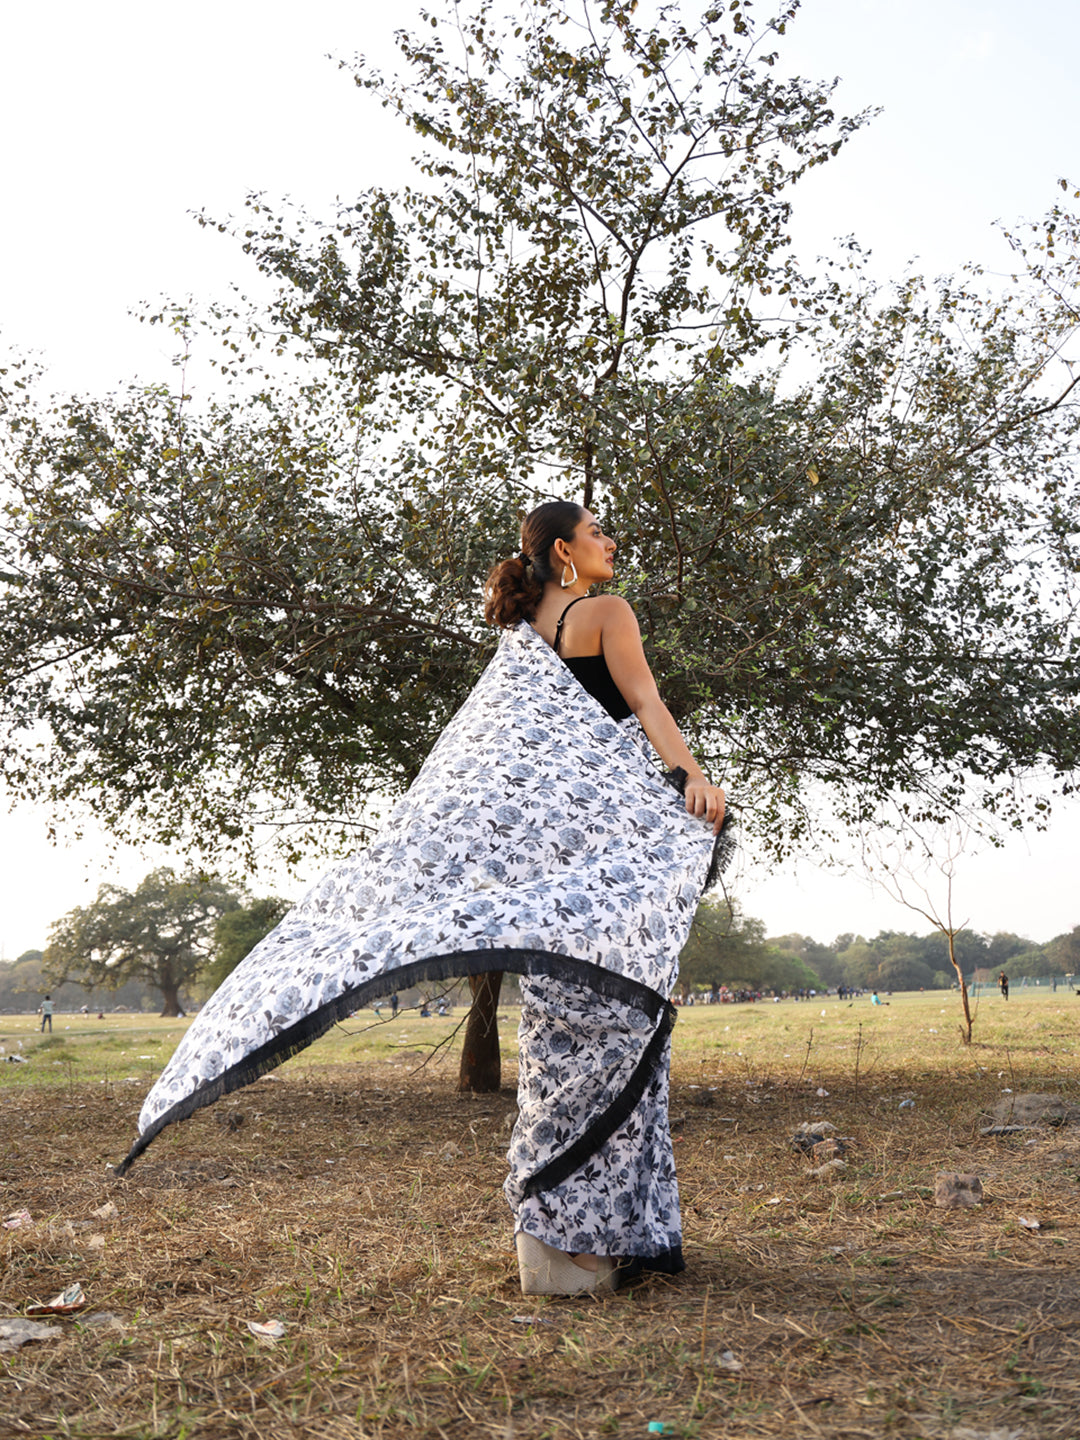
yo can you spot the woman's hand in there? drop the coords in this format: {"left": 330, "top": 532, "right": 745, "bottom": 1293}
{"left": 684, "top": 777, "right": 726, "bottom": 834}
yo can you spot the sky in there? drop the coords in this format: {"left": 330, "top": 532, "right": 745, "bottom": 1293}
{"left": 2, "top": 0, "right": 1079, "bottom": 958}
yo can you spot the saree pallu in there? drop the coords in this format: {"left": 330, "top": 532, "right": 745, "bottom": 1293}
{"left": 115, "top": 621, "right": 728, "bottom": 1264}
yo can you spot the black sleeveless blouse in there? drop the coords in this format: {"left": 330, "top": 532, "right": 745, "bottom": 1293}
{"left": 553, "top": 597, "right": 633, "bottom": 722}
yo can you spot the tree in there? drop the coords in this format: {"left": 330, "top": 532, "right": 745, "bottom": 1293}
{"left": 680, "top": 897, "right": 763, "bottom": 992}
{"left": 206, "top": 895, "right": 292, "bottom": 992}
{"left": 874, "top": 951, "right": 935, "bottom": 993}
{"left": 1000, "top": 946, "right": 1051, "bottom": 980}
{"left": 833, "top": 936, "right": 875, "bottom": 990}
{"left": 915, "top": 927, "right": 987, "bottom": 977}
{"left": 0, "top": 950, "right": 45, "bottom": 1013}
{"left": 983, "top": 932, "right": 1033, "bottom": 969}
{"left": 678, "top": 896, "right": 821, "bottom": 992}
{"left": 868, "top": 828, "right": 980, "bottom": 1041}
{"left": 1047, "top": 925, "right": 1080, "bottom": 977}
{"left": 4, "top": 4, "right": 1078, "bottom": 866}
{"left": 769, "top": 933, "right": 842, "bottom": 986}
{"left": 4, "top": 3, "right": 1080, "bottom": 1079}
{"left": 44, "top": 868, "right": 241, "bottom": 1016}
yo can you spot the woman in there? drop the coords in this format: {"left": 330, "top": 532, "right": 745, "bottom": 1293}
{"left": 485, "top": 502, "right": 725, "bottom": 1294}
{"left": 114, "top": 501, "right": 729, "bottom": 1297}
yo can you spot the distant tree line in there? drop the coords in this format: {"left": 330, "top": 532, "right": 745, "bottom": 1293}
{"left": 0, "top": 949, "right": 158, "bottom": 1014}
{"left": 677, "top": 899, "right": 1080, "bottom": 996}
{"left": 3, "top": 872, "right": 1078, "bottom": 1013}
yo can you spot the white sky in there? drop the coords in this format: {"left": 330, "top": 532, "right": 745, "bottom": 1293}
{"left": 2, "top": 0, "right": 1079, "bottom": 957}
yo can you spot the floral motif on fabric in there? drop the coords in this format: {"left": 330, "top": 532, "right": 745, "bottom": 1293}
{"left": 508, "top": 977, "right": 681, "bottom": 1259}
{"left": 134, "top": 622, "right": 715, "bottom": 1144}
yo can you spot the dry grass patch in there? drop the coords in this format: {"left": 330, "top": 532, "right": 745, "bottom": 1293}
{"left": 2, "top": 994, "right": 1080, "bottom": 1438}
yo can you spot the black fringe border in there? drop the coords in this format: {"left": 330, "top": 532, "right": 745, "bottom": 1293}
{"left": 522, "top": 998, "right": 677, "bottom": 1198}
{"left": 661, "top": 768, "right": 737, "bottom": 892}
{"left": 113, "top": 803, "right": 735, "bottom": 1180}
{"left": 111, "top": 948, "right": 667, "bottom": 1177}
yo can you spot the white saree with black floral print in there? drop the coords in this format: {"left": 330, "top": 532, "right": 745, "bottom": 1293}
{"left": 116, "top": 623, "right": 731, "bottom": 1272}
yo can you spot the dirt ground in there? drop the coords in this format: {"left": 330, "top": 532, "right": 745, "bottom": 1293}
{"left": 3, "top": 1054, "right": 1080, "bottom": 1439}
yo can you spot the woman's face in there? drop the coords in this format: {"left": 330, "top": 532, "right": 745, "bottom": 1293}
{"left": 561, "top": 511, "right": 616, "bottom": 585}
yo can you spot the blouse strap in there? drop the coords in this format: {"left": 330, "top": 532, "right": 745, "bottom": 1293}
{"left": 553, "top": 594, "right": 591, "bottom": 655}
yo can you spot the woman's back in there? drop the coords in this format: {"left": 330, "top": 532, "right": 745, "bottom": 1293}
{"left": 545, "top": 596, "right": 632, "bottom": 721}
{"left": 531, "top": 591, "right": 606, "bottom": 657}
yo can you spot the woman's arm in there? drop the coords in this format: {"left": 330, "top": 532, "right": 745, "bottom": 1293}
{"left": 595, "top": 597, "right": 726, "bottom": 834}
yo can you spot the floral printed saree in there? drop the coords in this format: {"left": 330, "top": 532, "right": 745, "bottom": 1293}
{"left": 115, "top": 621, "right": 728, "bottom": 1266}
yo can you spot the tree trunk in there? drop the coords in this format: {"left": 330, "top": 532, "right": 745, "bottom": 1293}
{"left": 948, "top": 935, "right": 974, "bottom": 1044}
{"left": 159, "top": 981, "right": 184, "bottom": 1018}
{"left": 458, "top": 971, "right": 503, "bottom": 1092}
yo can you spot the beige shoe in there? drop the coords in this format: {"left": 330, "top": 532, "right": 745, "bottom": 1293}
{"left": 516, "top": 1232, "right": 618, "bottom": 1296}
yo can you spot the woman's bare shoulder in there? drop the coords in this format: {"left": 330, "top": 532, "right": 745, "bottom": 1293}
{"left": 590, "top": 594, "right": 639, "bottom": 629}
{"left": 590, "top": 594, "right": 637, "bottom": 619}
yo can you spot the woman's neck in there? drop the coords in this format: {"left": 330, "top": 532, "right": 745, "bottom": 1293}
{"left": 550, "top": 580, "right": 591, "bottom": 601}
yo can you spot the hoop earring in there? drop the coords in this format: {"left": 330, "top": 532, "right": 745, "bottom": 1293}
{"left": 560, "top": 560, "right": 579, "bottom": 589}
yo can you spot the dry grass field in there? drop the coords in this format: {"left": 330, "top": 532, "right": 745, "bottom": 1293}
{"left": 2, "top": 989, "right": 1079, "bottom": 1440}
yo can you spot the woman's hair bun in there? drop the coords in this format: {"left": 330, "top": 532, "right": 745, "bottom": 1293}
{"left": 483, "top": 501, "right": 584, "bottom": 627}
{"left": 484, "top": 553, "right": 542, "bottom": 628}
